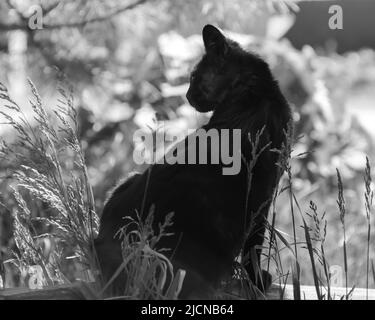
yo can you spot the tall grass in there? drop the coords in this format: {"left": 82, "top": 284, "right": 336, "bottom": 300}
{"left": 307, "top": 201, "right": 331, "bottom": 298}
{"left": 1, "top": 79, "right": 375, "bottom": 299}
{"left": 233, "top": 127, "right": 272, "bottom": 300}
{"left": 100, "top": 124, "right": 186, "bottom": 300}
{"left": 0, "top": 78, "right": 100, "bottom": 288}
{"left": 364, "top": 157, "right": 373, "bottom": 299}
{"left": 270, "top": 122, "right": 303, "bottom": 300}
{"left": 0, "top": 80, "right": 184, "bottom": 299}
{"left": 100, "top": 208, "right": 185, "bottom": 299}
{"left": 336, "top": 169, "right": 349, "bottom": 299}
{"left": 263, "top": 123, "right": 370, "bottom": 300}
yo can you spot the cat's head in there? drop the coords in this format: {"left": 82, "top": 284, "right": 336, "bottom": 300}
{"left": 186, "top": 24, "right": 272, "bottom": 113}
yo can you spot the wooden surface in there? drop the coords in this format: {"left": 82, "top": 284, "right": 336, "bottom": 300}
{"left": 0, "top": 282, "right": 97, "bottom": 300}
{"left": 1, "top": 283, "right": 375, "bottom": 300}
{"left": 267, "top": 284, "right": 375, "bottom": 300}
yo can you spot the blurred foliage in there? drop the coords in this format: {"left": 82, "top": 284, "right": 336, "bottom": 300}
{"left": 1, "top": 0, "right": 375, "bottom": 290}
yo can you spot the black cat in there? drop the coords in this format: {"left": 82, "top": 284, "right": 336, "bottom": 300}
{"left": 94, "top": 24, "right": 292, "bottom": 299}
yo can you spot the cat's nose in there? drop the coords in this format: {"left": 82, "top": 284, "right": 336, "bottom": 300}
{"left": 186, "top": 88, "right": 192, "bottom": 102}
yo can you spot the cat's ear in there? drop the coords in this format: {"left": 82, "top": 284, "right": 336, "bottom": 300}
{"left": 202, "top": 25, "right": 228, "bottom": 57}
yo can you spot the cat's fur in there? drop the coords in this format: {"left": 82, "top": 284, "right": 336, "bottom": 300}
{"left": 94, "top": 25, "right": 292, "bottom": 298}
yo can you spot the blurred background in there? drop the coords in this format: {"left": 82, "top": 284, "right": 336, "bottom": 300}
{"left": 1, "top": 0, "right": 375, "bottom": 291}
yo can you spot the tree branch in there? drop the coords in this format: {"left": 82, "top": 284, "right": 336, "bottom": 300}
{"left": 0, "top": 0, "right": 149, "bottom": 32}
